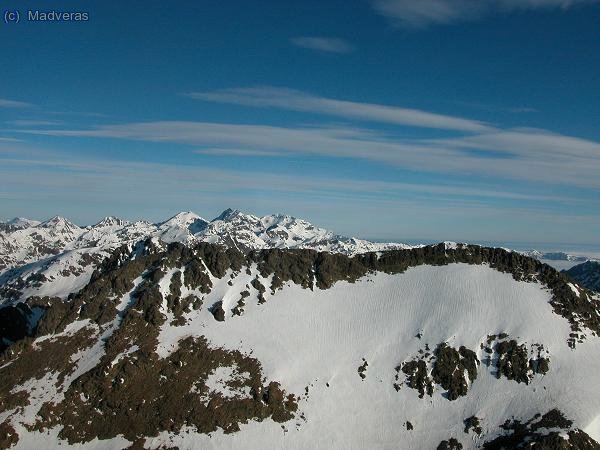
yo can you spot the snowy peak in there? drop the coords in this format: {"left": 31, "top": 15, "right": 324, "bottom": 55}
{"left": 197, "top": 209, "right": 411, "bottom": 254}
{"left": 520, "top": 249, "right": 589, "bottom": 263}
{"left": 160, "top": 211, "right": 207, "bottom": 228}
{"left": 93, "top": 216, "right": 129, "bottom": 228}
{"left": 4, "top": 217, "right": 41, "bottom": 229}
{"left": 39, "top": 215, "right": 68, "bottom": 226}
{"left": 212, "top": 208, "right": 242, "bottom": 222}
{"left": 0, "top": 208, "right": 407, "bottom": 273}
{"left": 156, "top": 211, "right": 209, "bottom": 243}
{"left": 38, "top": 215, "right": 81, "bottom": 235}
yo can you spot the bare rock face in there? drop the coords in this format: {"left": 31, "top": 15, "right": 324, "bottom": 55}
{"left": 437, "top": 438, "right": 463, "bottom": 450}
{"left": 482, "top": 410, "right": 600, "bottom": 449}
{"left": 397, "top": 343, "right": 479, "bottom": 400}
{"left": 211, "top": 301, "right": 226, "bottom": 322}
{"left": 486, "top": 336, "right": 550, "bottom": 384}
{"left": 463, "top": 416, "right": 482, "bottom": 435}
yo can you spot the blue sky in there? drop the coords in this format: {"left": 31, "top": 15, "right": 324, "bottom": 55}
{"left": 1, "top": 0, "right": 599, "bottom": 245}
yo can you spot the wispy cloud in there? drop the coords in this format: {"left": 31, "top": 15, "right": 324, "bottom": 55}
{"left": 507, "top": 107, "right": 539, "bottom": 114}
{"left": 0, "top": 154, "right": 589, "bottom": 210}
{"left": 187, "top": 87, "right": 490, "bottom": 132}
{"left": 449, "top": 100, "right": 539, "bottom": 114}
{"left": 291, "top": 36, "right": 355, "bottom": 54}
{"left": 6, "top": 119, "right": 64, "bottom": 127}
{"left": 45, "top": 110, "right": 106, "bottom": 118}
{"left": 14, "top": 119, "right": 600, "bottom": 189}
{"left": 195, "top": 148, "right": 284, "bottom": 157}
{"left": 2, "top": 153, "right": 598, "bottom": 242}
{"left": 0, "top": 98, "right": 33, "bottom": 109}
{"left": 182, "top": 87, "right": 600, "bottom": 187}
{"left": 373, "top": 0, "right": 600, "bottom": 27}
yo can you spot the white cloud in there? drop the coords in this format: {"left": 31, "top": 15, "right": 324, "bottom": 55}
{"left": 195, "top": 148, "right": 283, "bottom": 157}
{"left": 6, "top": 119, "right": 64, "bottom": 127}
{"left": 0, "top": 98, "right": 33, "bottom": 109}
{"left": 291, "top": 36, "right": 355, "bottom": 53}
{"left": 373, "top": 0, "right": 599, "bottom": 27}
{"left": 0, "top": 154, "right": 587, "bottom": 209}
{"left": 15, "top": 119, "right": 600, "bottom": 189}
{"left": 187, "top": 87, "right": 490, "bottom": 132}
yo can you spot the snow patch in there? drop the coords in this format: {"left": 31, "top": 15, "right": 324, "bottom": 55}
{"left": 198, "top": 365, "right": 252, "bottom": 403}
{"left": 568, "top": 282, "right": 580, "bottom": 297}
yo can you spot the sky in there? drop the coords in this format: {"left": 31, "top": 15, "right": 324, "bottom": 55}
{"left": 1, "top": 0, "right": 599, "bottom": 246}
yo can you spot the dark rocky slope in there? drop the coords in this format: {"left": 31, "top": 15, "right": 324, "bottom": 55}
{"left": 565, "top": 261, "right": 600, "bottom": 292}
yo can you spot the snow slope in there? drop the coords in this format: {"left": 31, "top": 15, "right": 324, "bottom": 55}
{"left": 145, "top": 263, "right": 600, "bottom": 449}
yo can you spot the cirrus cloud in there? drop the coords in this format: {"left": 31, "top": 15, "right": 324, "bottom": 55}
{"left": 0, "top": 98, "right": 34, "bottom": 109}
{"left": 291, "top": 36, "right": 355, "bottom": 54}
{"left": 187, "top": 86, "right": 491, "bottom": 132}
{"left": 12, "top": 119, "right": 600, "bottom": 189}
{"left": 373, "top": 0, "right": 600, "bottom": 27}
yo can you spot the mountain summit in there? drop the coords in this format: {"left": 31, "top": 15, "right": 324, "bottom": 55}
{"left": 212, "top": 208, "right": 241, "bottom": 222}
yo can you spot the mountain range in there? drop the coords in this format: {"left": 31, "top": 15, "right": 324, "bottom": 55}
{"left": 1, "top": 210, "right": 599, "bottom": 449}
{"left": 0, "top": 209, "right": 411, "bottom": 273}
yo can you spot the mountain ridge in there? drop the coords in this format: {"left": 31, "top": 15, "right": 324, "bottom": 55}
{"left": 0, "top": 209, "right": 412, "bottom": 275}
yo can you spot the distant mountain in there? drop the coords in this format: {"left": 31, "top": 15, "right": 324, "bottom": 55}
{"left": 197, "top": 208, "right": 412, "bottom": 254}
{"left": 0, "top": 216, "right": 83, "bottom": 273}
{"left": 565, "top": 261, "right": 600, "bottom": 292}
{"left": 0, "top": 209, "right": 410, "bottom": 274}
{"left": 519, "top": 249, "right": 589, "bottom": 263}
{"left": 5, "top": 218, "right": 41, "bottom": 229}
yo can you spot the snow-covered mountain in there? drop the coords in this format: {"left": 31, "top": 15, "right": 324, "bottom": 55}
{"left": 0, "top": 209, "right": 409, "bottom": 275}
{"left": 515, "top": 249, "right": 597, "bottom": 271}
{"left": 197, "top": 208, "right": 409, "bottom": 254}
{"left": 1, "top": 212, "right": 600, "bottom": 449}
{"left": 520, "top": 250, "right": 587, "bottom": 262}
{"left": 0, "top": 209, "right": 413, "bottom": 310}
{"left": 0, "top": 216, "right": 84, "bottom": 273}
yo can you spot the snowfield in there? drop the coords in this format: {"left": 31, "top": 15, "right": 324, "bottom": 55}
{"left": 141, "top": 263, "right": 600, "bottom": 450}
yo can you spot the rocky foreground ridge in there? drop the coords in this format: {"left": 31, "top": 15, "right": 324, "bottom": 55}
{"left": 0, "top": 238, "right": 599, "bottom": 449}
